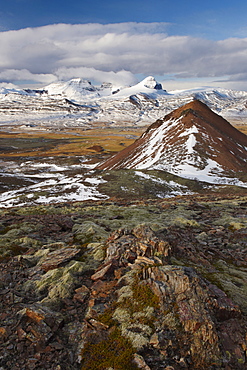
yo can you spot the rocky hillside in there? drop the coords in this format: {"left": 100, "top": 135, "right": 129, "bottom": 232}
{"left": 0, "top": 194, "right": 246, "bottom": 369}
{"left": 97, "top": 100, "right": 247, "bottom": 185}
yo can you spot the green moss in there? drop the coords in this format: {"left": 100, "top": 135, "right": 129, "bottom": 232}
{"left": 225, "top": 351, "right": 231, "bottom": 360}
{"left": 200, "top": 271, "right": 225, "bottom": 292}
{"left": 116, "top": 274, "right": 160, "bottom": 315}
{"left": 172, "top": 217, "right": 200, "bottom": 228}
{"left": 196, "top": 259, "right": 247, "bottom": 315}
{"left": 80, "top": 327, "right": 138, "bottom": 370}
{"left": 213, "top": 212, "right": 247, "bottom": 229}
{"left": 72, "top": 221, "right": 109, "bottom": 245}
{"left": 131, "top": 280, "right": 160, "bottom": 311}
{"left": 98, "top": 303, "right": 118, "bottom": 327}
{"left": 228, "top": 221, "right": 245, "bottom": 230}
{"left": 99, "top": 169, "right": 206, "bottom": 200}
{"left": 16, "top": 205, "right": 59, "bottom": 215}
{"left": 238, "top": 358, "right": 245, "bottom": 364}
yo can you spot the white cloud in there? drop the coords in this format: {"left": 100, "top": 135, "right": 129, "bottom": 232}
{"left": 0, "top": 22, "right": 247, "bottom": 90}
{"left": 55, "top": 67, "right": 137, "bottom": 86}
{"left": 0, "top": 69, "right": 56, "bottom": 84}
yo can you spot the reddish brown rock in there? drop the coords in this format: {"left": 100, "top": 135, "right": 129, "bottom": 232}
{"left": 87, "top": 145, "right": 104, "bottom": 152}
{"left": 39, "top": 247, "right": 81, "bottom": 272}
{"left": 0, "top": 327, "right": 7, "bottom": 341}
{"left": 73, "top": 285, "right": 90, "bottom": 304}
{"left": 17, "top": 305, "right": 64, "bottom": 348}
{"left": 90, "top": 261, "right": 114, "bottom": 281}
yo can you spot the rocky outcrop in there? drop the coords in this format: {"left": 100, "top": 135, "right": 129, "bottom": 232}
{"left": 80, "top": 225, "right": 246, "bottom": 369}
{"left": 0, "top": 196, "right": 246, "bottom": 369}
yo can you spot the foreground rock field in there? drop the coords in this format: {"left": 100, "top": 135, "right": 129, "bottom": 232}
{"left": 0, "top": 194, "right": 246, "bottom": 369}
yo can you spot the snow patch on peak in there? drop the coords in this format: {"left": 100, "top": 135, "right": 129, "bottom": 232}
{"left": 107, "top": 76, "right": 167, "bottom": 99}
{"left": 140, "top": 76, "right": 163, "bottom": 90}
{"left": 178, "top": 125, "right": 199, "bottom": 137}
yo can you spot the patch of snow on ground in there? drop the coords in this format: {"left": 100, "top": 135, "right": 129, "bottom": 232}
{"left": 184, "top": 134, "right": 197, "bottom": 155}
{"left": 0, "top": 155, "right": 107, "bottom": 207}
{"left": 0, "top": 173, "right": 108, "bottom": 207}
{"left": 172, "top": 159, "right": 247, "bottom": 186}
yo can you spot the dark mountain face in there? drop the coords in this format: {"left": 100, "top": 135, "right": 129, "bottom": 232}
{"left": 97, "top": 100, "right": 247, "bottom": 184}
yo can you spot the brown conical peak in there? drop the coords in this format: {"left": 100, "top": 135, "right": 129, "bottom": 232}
{"left": 164, "top": 99, "right": 220, "bottom": 123}
{"left": 145, "top": 99, "right": 215, "bottom": 133}
{"left": 162, "top": 99, "right": 247, "bottom": 146}
{"left": 174, "top": 98, "right": 210, "bottom": 113}
{"left": 97, "top": 99, "right": 247, "bottom": 174}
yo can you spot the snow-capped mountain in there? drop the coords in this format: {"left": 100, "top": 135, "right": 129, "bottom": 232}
{"left": 0, "top": 76, "right": 247, "bottom": 128}
{"left": 0, "top": 84, "right": 30, "bottom": 96}
{"left": 97, "top": 100, "right": 247, "bottom": 185}
{"left": 44, "top": 78, "right": 100, "bottom": 100}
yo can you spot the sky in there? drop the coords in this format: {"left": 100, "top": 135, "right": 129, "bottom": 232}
{"left": 1, "top": 0, "right": 247, "bottom": 91}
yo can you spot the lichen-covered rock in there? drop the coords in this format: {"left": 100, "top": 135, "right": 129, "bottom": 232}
{"left": 86, "top": 242, "right": 105, "bottom": 262}
{"left": 38, "top": 247, "right": 81, "bottom": 272}
{"left": 81, "top": 224, "right": 247, "bottom": 369}
{"left": 37, "top": 261, "right": 87, "bottom": 306}
{"left": 72, "top": 221, "right": 108, "bottom": 244}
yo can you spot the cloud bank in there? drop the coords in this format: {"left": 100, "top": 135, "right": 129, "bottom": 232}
{"left": 0, "top": 22, "right": 247, "bottom": 90}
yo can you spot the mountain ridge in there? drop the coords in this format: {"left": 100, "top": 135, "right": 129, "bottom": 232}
{"left": 1, "top": 76, "right": 247, "bottom": 127}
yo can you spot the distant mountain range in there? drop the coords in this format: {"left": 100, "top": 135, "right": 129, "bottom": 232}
{"left": 0, "top": 76, "right": 247, "bottom": 127}
{"left": 97, "top": 100, "right": 247, "bottom": 185}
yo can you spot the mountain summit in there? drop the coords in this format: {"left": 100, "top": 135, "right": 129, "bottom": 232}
{"left": 133, "top": 76, "right": 163, "bottom": 90}
{"left": 97, "top": 100, "right": 247, "bottom": 184}
{"left": 45, "top": 78, "right": 99, "bottom": 100}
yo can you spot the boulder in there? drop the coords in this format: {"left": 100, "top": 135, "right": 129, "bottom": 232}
{"left": 17, "top": 304, "right": 63, "bottom": 349}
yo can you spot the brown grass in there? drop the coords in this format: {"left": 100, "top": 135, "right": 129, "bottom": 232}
{"left": 0, "top": 127, "right": 145, "bottom": 158}
{"left": 0, "top": 123, "right": 245, "bottom": 158}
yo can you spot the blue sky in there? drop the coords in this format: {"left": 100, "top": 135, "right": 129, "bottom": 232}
{"left": 1, "top": 0, "right": 247, "bottom": 39}
{"left": 1, "top": 0, "right": 247, "bottom": 90}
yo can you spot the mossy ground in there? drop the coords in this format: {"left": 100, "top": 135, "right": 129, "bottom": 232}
{"left": 80, "top": 270, "right": 160, "bottom": 368}
{"left": 80, "top": 327, "right": 138, "bottom": 370}
{"left": 0, "top": 193, "right": 246, "bottom": 369}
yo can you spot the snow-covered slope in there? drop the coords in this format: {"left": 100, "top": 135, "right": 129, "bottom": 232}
{"left": 0, "top": 77, "right": 247, "bottom": 128}
{"left": 97, "top": 100, "right": 247, "bottom": 185}
{"left": 0, "top": 83, "right": 31, "bottom": 96}
{"left": 173, "top": 87, "right": 247, "bottom": 120}
{"left": 45, "top": 78, "right": 100, "bottom": 100}
{"left": 109, "top": 76, "right": 166, "bottom": 97}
